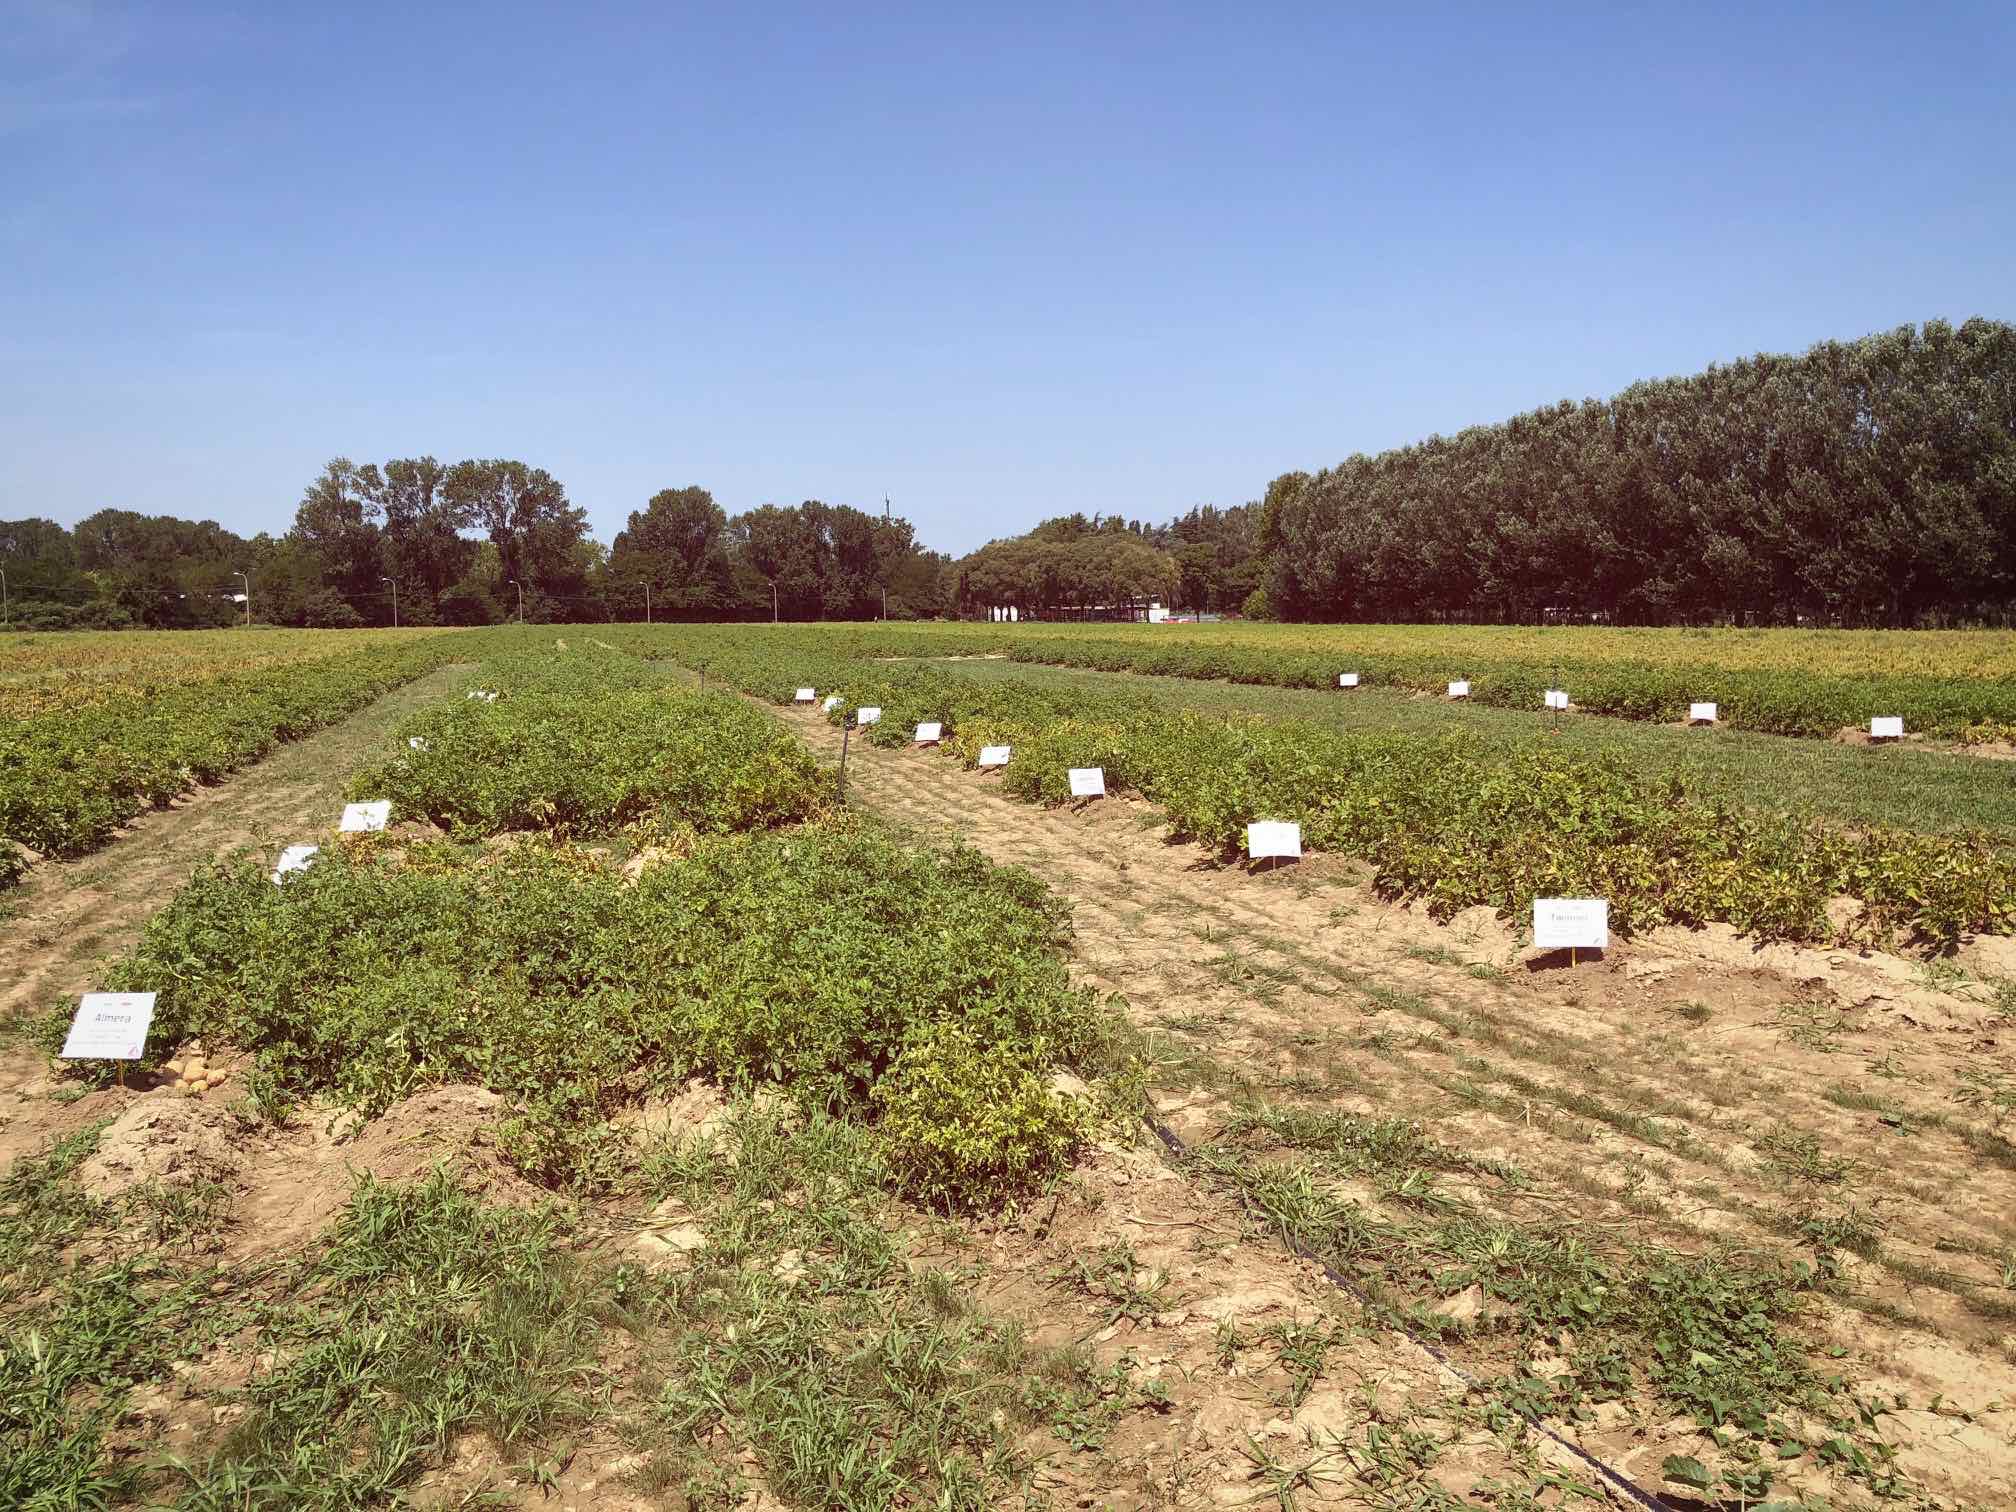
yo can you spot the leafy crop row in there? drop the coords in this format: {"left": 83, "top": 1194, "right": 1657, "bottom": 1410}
{"left": 42, "top": 639, "right": 1119, "bottom": 1207}
{"left": 646, "top": 633, "right": 2016, "bottom": 947}
{"left": 0, "top": 629, "right": 512, "bottom": 880}
{"left": 351, "top": 647, "right": 826, "bottom": 839}
{"left": 65, "top": 826, "right": 1109, "bottom": 1199}
{"left": 598, "top": 620, "right": 2016, "bottom": 743}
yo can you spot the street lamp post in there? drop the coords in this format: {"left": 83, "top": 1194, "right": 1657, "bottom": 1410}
{"left": 382, "top": 576, "right": 398, "bottom": 628}
{"left": 769, "top": 577, "right": 778, "bottom": 624}
{"left": 644, "top": 582, "right": 652, "bottom": 625}
{"left": 1, "top": 566, "right": 8, "bottom": 625}
{"left": 508, "top": 578, "right": 524, "bottom": 624}
{"left": 233, "top": 571, "right": 249, "bottom": 626}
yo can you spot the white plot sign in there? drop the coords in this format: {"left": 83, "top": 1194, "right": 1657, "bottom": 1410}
{"left": 1068, "top": 767, "right": 1107, "bottom": 798}
{"left": 1870, "top": 716, "right": 1904, "bottom": 740}
{"left": 856, "top": 706, "right": 881, "bottom": 728}
{"left": 822, "top": 695, "right": 843, "bottom": 712}
{"left": 914, "top": 721, "right": 943, "bottom": 744}
{"left": 466, "top": 689, "right": 499, "bottom": 703}
{"left": 794, "top": 687, "right": 816, "bottom": 703}
{"left": 340, "top": 800, "right": 391, "bottom": 833}
{"left": 1544, "top": 689, "right": 1569, "bottom": 711}
{"left": 60, "top": 992, "right": 157, "bottom": 1061}
{"left": 1246, "top": 821, "right": 1302, "bottom": 860}
{"left": 1338, "top": 672, "right": 1360, "bottom": 688}
{"left": 272, "top": 844, "right": 320, "bottom": 884}
{"left": 978, "top": 745, "right": 1012, "bottom": 768}
{"left": 1533, "top": 898, "right": 1609, "bottom": 951}
{"left": 408, "top": 736, "right": 429, "bottom": 752}
{"left": 1448, "top": 680, "right": 1470, "bottom": 699}
{"left": 1688, "top": 702, "right": 1718, "bottom": 724}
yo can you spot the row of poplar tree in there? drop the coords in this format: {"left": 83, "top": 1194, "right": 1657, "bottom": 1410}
{"left": 1255, "top": 318, "right": 2016, "bottom": 626}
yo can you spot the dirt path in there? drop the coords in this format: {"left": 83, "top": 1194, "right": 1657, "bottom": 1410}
{"left": 0, "top": 664, "right": 471, "bottom": 1030}
{"left": 787, "top": 706, "right": 2016, "bottom": 1509}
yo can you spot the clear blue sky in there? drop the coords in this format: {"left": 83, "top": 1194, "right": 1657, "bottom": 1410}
{"left": 4, "top": 1, "right": 2011, "bottom": 556}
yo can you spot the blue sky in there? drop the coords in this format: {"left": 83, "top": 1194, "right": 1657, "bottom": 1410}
{"left": 3, "top": 1, "right": 2011, "bottom": 556}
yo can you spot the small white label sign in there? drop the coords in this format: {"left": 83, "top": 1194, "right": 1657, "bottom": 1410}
{"left": 1448, "top": 680, "right": 1470, "bottom": 698}
{"left": 466, "top": 689, "right": 499, "bottom": 703}
{"left": 340, "top": 800, "right": 392, "bottom": 833}
{"left": 1533, "top": 898, "right": 1609, "bottom": 951}
{"left": 1544, "top": 689, "right": 1569, "bottom": 710}
{"left": 822, "top": 695, "right": 842, "bottom": 712}
{"left": 978, "top": 745, "right": 1011, "bottom": 767}
{"left": 1870, "top": 716, "right": 1904, "bottom": 739}
{"left": 856, "top": 706, "right": 881, "bottom": 727}
{"left": 61, "top": 992, "right": 157, "bottom": 1061}
{"left": 1068, "top": 767, "right": 1106, "bottom": 798}
{"left": 794, "top": 688, "right": 816, "bottom": 703}
{"left": 914, "top": 721, "right": 943, "bottom": 743}
{"left": 408, "top": 736, "right": 429, "bottom": 751}
{"left": 1247, "top": 821, "right": 1302, "bottom": 859}
{"left": 1338, "top": 673, "right": 1360, "bottom": 688}
{"left": 1689, "top": 702, "right": 1718, "bottom": 723}
{"left": 273, "top": 844, "right": 320, "bottom": 884}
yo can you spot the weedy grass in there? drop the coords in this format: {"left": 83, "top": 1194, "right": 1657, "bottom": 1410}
{"left": 0, "top": 1124, "right": 221, "bottom": 1510}
{"left": 164, "top": 1170, "right": 601, "bottom": 1510}
{"left": 624, "top": 1102, "right": 1155, "bottom": 1504}
{"left": 1193, "top": 1107, "right": 1913, "bottom": 1504}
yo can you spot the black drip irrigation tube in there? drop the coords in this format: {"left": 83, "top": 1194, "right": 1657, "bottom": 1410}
{"left": 1141, "top": 1110, "right": 1673, "bottom": 1512}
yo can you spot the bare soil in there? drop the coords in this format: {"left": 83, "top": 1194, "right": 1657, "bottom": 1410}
{"left": 781, "top": 705, "right": 2016, "bottom": 1510}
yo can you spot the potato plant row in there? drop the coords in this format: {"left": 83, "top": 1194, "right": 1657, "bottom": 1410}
{"left": 653, "top": 633, "right": 2016, "bottom": 947}
{"left": 605, "top": 621, "right": 2016, "bottom": 743}
{"left": 350, "top": 647, "right": 827, "bottom": 839}
{"left": 0, "top": 629, "right": 513, "bottom": 883}
{"left": 45, "top": 640, "right": 1121, "bottom": 1206}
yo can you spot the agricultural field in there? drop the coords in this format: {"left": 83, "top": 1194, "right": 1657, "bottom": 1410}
{"left": 3, "top": 622, "right": 2015, "bottom": 1509}
{"left": 694, "top": 619, "right": 2016, "bottom": 745}
{"left": 0, "top": 626, "right": 493, "bottom": 886}
{"left": 0, "top": 626, "right": 450, "bottom": 720}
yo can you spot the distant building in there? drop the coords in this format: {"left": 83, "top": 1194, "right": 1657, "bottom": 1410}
{"left": 979, "top": 598, "right": 1165, "bottom": 623}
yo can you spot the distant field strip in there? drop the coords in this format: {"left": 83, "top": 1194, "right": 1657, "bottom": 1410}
{"left": 678, "top": 621, "right": 2016, "bottom": 742}
{"left": 623, "top": 625, "right": 2016, "bottom": 946}
{"left": 0, "top": 625, "right": 452, "bottom": 718}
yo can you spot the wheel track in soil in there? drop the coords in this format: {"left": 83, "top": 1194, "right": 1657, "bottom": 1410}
{"left": 780, "top": 704, "right": 2016, "bottom": 1509}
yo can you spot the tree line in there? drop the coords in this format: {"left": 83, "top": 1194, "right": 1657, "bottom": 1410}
{"left": 953, "top": 508, "right": 1264, "bottom": 617}
{"left": 7, "top": 318, "right": 2010, "bottom": 632}
{"left": 0, "top": 463, "right": 953, "bottom": 630}
{"left": 1258, "top": 318, "right": 2016, "bottom": 626}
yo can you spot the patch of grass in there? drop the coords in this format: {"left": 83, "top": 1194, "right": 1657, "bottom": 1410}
{"left": 1758, "top": 1127, "right": 1857, "bottom": 1186}
{"left": 1191, "top": 1142, "right": 1910, "bottom": 1500}
{"left": 167, "top": 1169, "right": 601, "bottom": 1507}
{"left": 1405, "top": 945, "right": 1464, "bottom": 967}
{"left": 0, "top": 1125, "right": 222, "bottom": 1510}
{"left": 630, "top": 1103, "right": 1143, "bottom": 1501}
{"left": 1776, "top": 1001, "right": 1857, "bottom": 1053}
{"left": 1221, "top": 1098, "right": 1524, "bottom": 1184}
